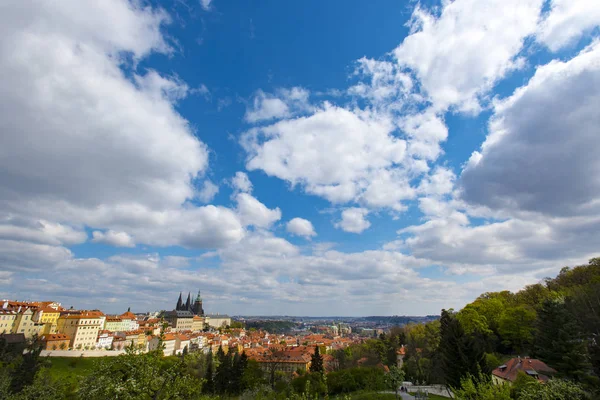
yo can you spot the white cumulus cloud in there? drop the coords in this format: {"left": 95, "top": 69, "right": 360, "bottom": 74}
{"left": 0, "top": 0, "right": 244, "bottom": 250}
{"left": 537, "top": 0, "right": 600, "bottom": 51}
{"left": 286, "top": 218, "right": 316, "bottom": 238}
{"left": 336, "top": 208, "right": 371, "bottom": 234}
{"left": 92, "top": 230, "right": 135, "bottom": 248}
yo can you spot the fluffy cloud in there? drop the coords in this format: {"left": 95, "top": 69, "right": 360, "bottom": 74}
{"left": 235, "top": 193, "right": 282, "bottom": 229}
{"left": 286, "top": 218, "right": 317, "bottom": 238}
{"left": 336, "top": 208, "right": 371, "bottom": 233}
{"left": 200, "top": 0, "right": 213, "bottom": 11}
{"left": 348, "top": 57, "right": 413, "bottom": 106}
{"left": 244, "top": 87, "right": 310, "bottom": 123}
{"left": 231, "top": 171, "right": 253, "bottom": 193}
{"left": 461, "top": 41, "right": 600, "bottom": 217}
{"left": 0, "top": 216, "right": 87, "bottom": 246}
{"left": 92, "top": 230, "right": 135, "bottom": 248}
{"left": 418, "top": 167, "right": 456, "bottom": 197}
{"left": 0, "top": 240, "right": 73, "bottom": 273}
{"left": 0, "top": 0, "right": 244, "bottom": 250}
{"left": 537, "top": 0, "right": 600, "bottom": 51}
{"left": 394, "top": 0, "right": 544, "bottom": 112}
{"left": 197, "top": 180, "right": 219, "bottom": 203}
{"left": 399, "top": 213, "right": 599, "bottom": 276}
{"left": 243, "top": 104, "right": 413, "bottom": 209}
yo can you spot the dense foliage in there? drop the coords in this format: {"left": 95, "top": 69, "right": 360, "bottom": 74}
{"left": 398, "top": 258, "right": 600, "bottom": 397}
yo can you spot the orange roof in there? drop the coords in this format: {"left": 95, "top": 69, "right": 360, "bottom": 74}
{"left": 38, "top": 306, "right": 61, "bottom": 314}
{"left": 492, "top": 358, "right": 556, "bottom": 383}
{"left": 163, "top": 333, "right": 177, "bottom": 341}
{"left": 119, "top": 311, "right": 136, "bottom": 320}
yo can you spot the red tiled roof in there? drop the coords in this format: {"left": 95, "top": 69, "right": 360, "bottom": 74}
{"left": 492, "top": 357, "right": 556, "bottom": 383}
{"left": 119, "top": 311, "right": 136, "bottom": 320}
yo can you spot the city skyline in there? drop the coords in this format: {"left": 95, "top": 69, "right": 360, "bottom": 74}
{"left": 1, "top": 0, "right": 599, "bottom": 316}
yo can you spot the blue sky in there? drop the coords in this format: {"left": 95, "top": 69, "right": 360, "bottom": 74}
{"left": 1, "top": 0, "right": 599, "bottom": 316}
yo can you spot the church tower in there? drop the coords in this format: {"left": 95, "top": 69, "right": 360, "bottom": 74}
{"left": 176, "top": 292, "right": 183, "bottom": 310}
{"left": 185, "top": 292, "right": 191, "bottom": 311}
{"left": 192, "top": 289, "right": 204, "bottom": 316}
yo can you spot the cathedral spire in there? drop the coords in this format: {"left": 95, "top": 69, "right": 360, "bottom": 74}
{"left": 186, "top": 292, "right": 191, "bottom": 310}
{"left": 193, "top": 288, "right": 204, "bottom": 316}
{"left": 176, "top": 292, "right": 183, "bottom": 310}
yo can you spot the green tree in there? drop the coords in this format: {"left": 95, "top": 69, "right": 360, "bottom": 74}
{"left": 214, "top": 345, "right": 232, "bottom": 394}
{"left": 516, "top": 378, "right": 589, "bottom": 400}
{"left": 77, "top": 351, "right": 202, "bottom": 399}
{"left": 202, "top": 350, "right": 215, "bottom": 395}
{"left": 457, "top": 305, "right": 493, "bottom": 337}
{"left": 241, "top": 359, "right": 265, "bottom": 391}
{"left": 230, "top": 351, "right": 248, "bottom": 394}
{"left": 497, "top": 305, "right": 536, "bottom": 354}
{"left": 385, "top": 366, "right": 405, "bottom": 400}
{"left": 452, "top": 372, "right": 511, "bottom": 400}
{"left": 534, "top": 298, "right": 591, "bottom": 382}
{"left": 310, "top": 345, "right": 324, "bottom": 374}
{"left": 8, "top": 370, "right": 70, "bottom": 400}
{"left": 439, "top": 309, "right": 487, "bottom": 390}
{"left": 0, "top": 335, "right": 47, "bottom": 395}
{"left": 509, "top": 370, "right": 538, "bottom": 399}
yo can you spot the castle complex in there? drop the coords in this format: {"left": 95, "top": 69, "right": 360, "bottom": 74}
{"left": 162, "top": 289, "right": 230, "bottom": 331}
{"left": 176, "top": 290, "right": 204, "bottom": 316}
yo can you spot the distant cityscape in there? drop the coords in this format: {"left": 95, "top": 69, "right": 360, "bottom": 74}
{"left": 1, "top": 289, "right": 437, "bottom": 375}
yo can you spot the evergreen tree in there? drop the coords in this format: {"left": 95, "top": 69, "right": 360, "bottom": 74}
{"left": 533, "top": 298, "right": 591, "bottom": 382}
{"left": 439, "top": 309, "right": 487, "bottom": 390}
{"left": 7, "top": 335, "right": 46, "bottom": 393}
{"left": 202, "top": 350, "right": 215, "bottom": 395}
{"left": 590, "top": 338, "right": 600, "bottom": 378}
{"left": 310, "top": 345, "right": 324, "bottom": 374}
{"left": 230, "top": 351, "right": 242, "bottom": 394}
{"left": 214, "top": 345, "right": 232, "bottom": 394}
{"left": 236, "top": 351, "right": 249, "bottom": 392}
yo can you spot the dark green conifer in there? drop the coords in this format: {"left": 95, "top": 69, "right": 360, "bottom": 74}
{"left": 202, "top": 350, "right": 215, "bottom": 395}
{"left": 310, "top": 345, "right": 324, "bottom": 374}
{"left": 534, "top": 298, "right": 591, "bottom": 382}
{"left": 439, "top": 309, "right": 487, "bottom": 389}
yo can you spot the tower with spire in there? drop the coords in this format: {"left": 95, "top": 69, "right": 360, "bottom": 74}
{"left": 176, "top": 292, "right": 183, "bottom": 310}
{"left": 192, "top": 289, "right": 204, "bottom": 316}
{"left": 185, "top": 292, "right": 191, "bottom": 311}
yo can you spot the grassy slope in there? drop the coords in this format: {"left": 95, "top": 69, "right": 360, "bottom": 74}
{"left": 45, "top": 357, "right": 99, "bottom": 380}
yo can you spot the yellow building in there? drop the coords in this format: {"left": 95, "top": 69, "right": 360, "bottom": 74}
{"left": 57, "top": 311, "right": 104, "bottom": 349}
{"left": 122, "top": 330, "right": 146, "bottom": 349}
{"left": 192, "top": 315, "right": 205, "bottom": 332}
{"left": 12, "top": 308, "right": 44, "bottom": 339}
{"left": 104, "top": 316, "right": 124, "bottom": 332}
{"left": 35, "top": 307, "right": 61, "bottom": 334}
{"left": 0, "top": 310, "right": 17, "bottom": 334}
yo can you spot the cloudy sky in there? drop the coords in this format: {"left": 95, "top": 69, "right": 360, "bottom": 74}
{"left": 1, "top": 0, "right": 599, "bottom": 316}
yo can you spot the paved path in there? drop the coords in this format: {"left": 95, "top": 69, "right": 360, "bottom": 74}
{"left": 399, "top": 392, "right": 413, "bottom": 399}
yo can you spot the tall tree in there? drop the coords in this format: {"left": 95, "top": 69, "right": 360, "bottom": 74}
{"left": 385, "top": 366, "right": 405, "bottom": 400}
{"left": 214, "top": 345, "right": 232, "bottom": 394}
{"left": 439, "top": 309, "right": 487, "bottom": 389}
{"left": 534, "top": 298, "right": 591, "bottom": 382}
{"left": 229, "top": 350, "right": 246, "bottom": 394}
{"left": 497, "top": 305, "right": 536, "bottom": 354}
{"left": 310, "top": 345, "right": 324, "bottom": 374}
{"left": 202, "top": 350, "right": 215, "bottom": 395}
